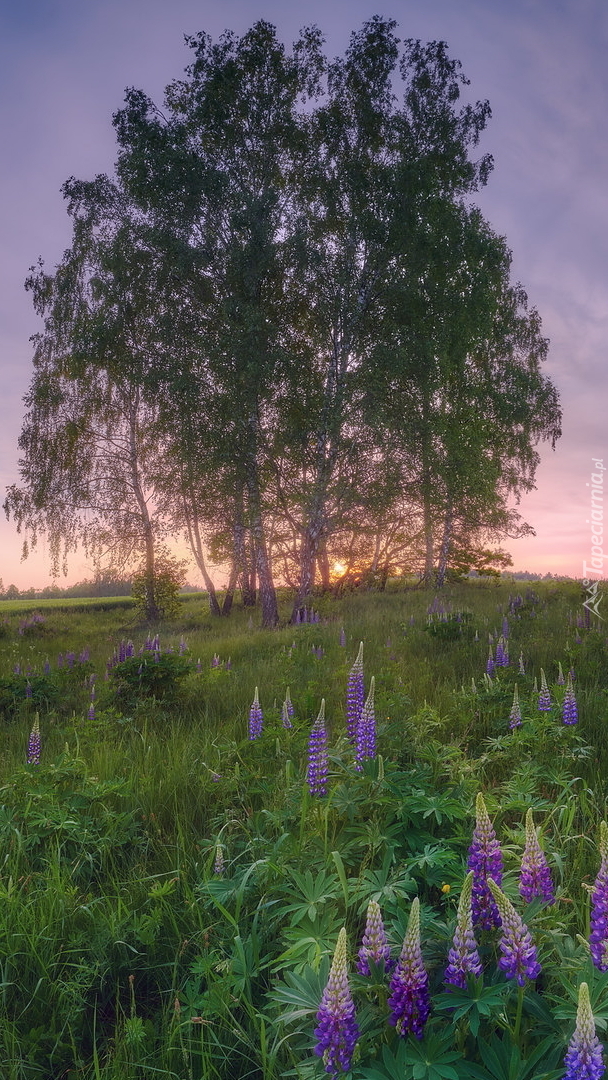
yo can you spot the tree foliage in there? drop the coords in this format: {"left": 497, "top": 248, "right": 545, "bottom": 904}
{"left": 5, "top": 18, "right": 561, "bottom": 614}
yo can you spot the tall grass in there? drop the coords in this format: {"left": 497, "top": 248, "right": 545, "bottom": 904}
{"left": 0, "top": 580, "right": 606, "bottom": 1077}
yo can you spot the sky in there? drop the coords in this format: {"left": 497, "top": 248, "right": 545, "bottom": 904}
{"left": 1, "top": 0, "right": 606, "bottom": 589}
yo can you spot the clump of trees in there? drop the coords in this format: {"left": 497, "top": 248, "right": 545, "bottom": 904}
{"left": 4, "top": 18, "right": 561, "bottom": 623}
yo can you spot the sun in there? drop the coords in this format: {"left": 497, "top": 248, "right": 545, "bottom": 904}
{"left": 333, "top": 561, "right": 347, "bottom": 575}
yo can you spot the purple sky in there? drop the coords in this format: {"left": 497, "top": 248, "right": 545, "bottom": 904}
{"left": 1, "top": 0, "right": 606, "bottom": 588}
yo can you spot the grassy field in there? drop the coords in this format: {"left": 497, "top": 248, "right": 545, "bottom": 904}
{"left": 0, "top": 580, "right": 607, "bottom": 1079}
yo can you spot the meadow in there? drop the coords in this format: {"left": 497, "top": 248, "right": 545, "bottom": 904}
{"left": 1, "top": 579, "right": 608, "bottom": 1079}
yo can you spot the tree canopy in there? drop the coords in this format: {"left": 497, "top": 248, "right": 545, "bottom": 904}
{"left": 5, "top": 18, "right": 561, "bottom": 621}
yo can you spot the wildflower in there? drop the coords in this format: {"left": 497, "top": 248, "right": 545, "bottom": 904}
{"left": 590, "top": 821, "right": 608, "bottom": 971}
{"left": 557, "top": 661, "right": 565, "bottom": 686}
{"left": 346, "top": 642, "right": 364, "bottom": 743}
{"left": 487, "top": 879, "right": 541, "bottom": 986}
{"left": 355, "top": 676, "right": 376, "bottom": 770}
{"left": 467, "top": 793, "right": 503, "bottom": 930}
{"left": 88, "top": 699, "right": 95, "bottom": 722}
{"left": 538, "top": 668, "right": 552, "bottom": 711}
{"left": 248, "top": 687, "right": 263, "bottom": 740}
{"left": 339, "top": 628, "right": 346, "bottom": 647}
{"left": 281, "top": 701, "right": 292, "bottom": 729}
{"left": 314, "top": 927, "right": 359, "bottom": 1076}
{"left": 495, "top": 637, "right": 508, "bottom": 666}
{"left": 486, "top": 648, "right": 495, "bottom": 676}
{"left": 284, "top": 687, "right": 294, "bottom": 719}
{"left": 509, "top": 684, "right": 522, "bottom": 730}
{"left": 502, "top": 616, "right": 509, "bottom": 638}
{"left": 307, "top": 700, "right": 329, "bottom": 797}
{"left": 562, "top": 673, "right": 578, "bottom": 725}
{"left": 27, "top": 715, "right": 41, "bottom": 765}
{"left": 563, "top": 982, "right": 605, "bottom": 1080}
{"left": 213, "top": 844, "right": 225, "bottom": 876}
{"left": 445, "top": 871, "right": 482, "bottom": 989}
{"left": 357, "top": 900, "right": 392, "bottom": 975}
{"left": 518, "top": 652, "right": 525, "bottom": 675}
{"left": 387, "top": 897, "right": 431, "bottom": 1039}
{"left": 519, "top": 808, "right": 554, "bottom": 904}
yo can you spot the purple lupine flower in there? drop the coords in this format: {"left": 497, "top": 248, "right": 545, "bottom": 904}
{"left": 487, "top": 879, "right": 541, "bottom": 986}
{"left": 281, "top": 701, "right": 293, "bottom": 729}
{"left": 563, "top": 673, "right": 578, "bottom": 725}
{"left": 590, "top": 821, "right": 608, "bottom": 971}
{"left": 43, "top": 659, "right": 50, "bottom": 675}
{"left": 307, "top": 700, "right": 329, "bottom": 797}
{"left": 357, "top": 899, "right": 392, "bottom": 975}
{"left": 314, "top": 927, "right": 359, "bottom": 1076}
{"left": 248, "top": 687, "right": 263, "bottom": 740}
{"left": 495, "top": 637, "right": 507, "bottom": 666}
{"left": 284, "top": 687, "right": 294, "bottom": 720}
{"left": 355, "top": 676, "right": 376, "bottom": 771}
{"left": 213, "top": 844, "right": 225, "bottom": 876}
{"left": 224, "top": 657, "right": 231, "bottom": 670}
{"left": 486, "top": 648, "right": 495, "bottom": 676}
{"left": 519, "top": 808, "right": 555, "bottom": 904}
{"left": 27, "top": 716, "right": 41, "bottom": 765}
{"left": 509, "top": 685, "right": 522, "bottom": 730}
{"left": 88, "top": 700, "right": 95, "bottom": 722}
{"left": 445, "top": 871, "right": 483, "bottom": 989}
{"left": 564, "top": 982, "right": 605, "bottom": 1080}
{"left": 467, "top": 792, "right": 503, "bottom": 930}
{"left": 179, "top": 637, "right": 187, "bottom": 655}
{"left": 538, "top": 668, "right": 552, "bottom": 711}
{"left": 211, "top": 653, "right": 221, "bottom": 668}
{"left": 346, "top": 642, "right": 364, "bottom": 743}
{"left": 502, "top": 616, "right": 509, "bottom": 638}
{"left": 25, "top": 681, "right": 32, "bottom": 699}
{"left": 387, "top": 897, "right": 431, "bottom": 1039}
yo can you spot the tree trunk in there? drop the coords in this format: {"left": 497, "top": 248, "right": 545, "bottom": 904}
{"left": 436, "top": 502, "right": 454, "bottom": 589}
{"left": 317, "top": 537, "right": 331, "bottom": 592}
{"left": 183, "top": 496, "right": 221, "bottom": 616}
{"left": 246, "top": 462, "right": 279, "bottom": 627}
{"left": 128, "top": 398, "right": 160, "bottom": 621}
{"left": 221, "top": 558, "right": 239, "bottom": 616}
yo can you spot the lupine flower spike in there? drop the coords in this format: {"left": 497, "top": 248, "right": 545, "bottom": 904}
{"left": 27, "top": 714, "right": 41, "bottom": 765}
{"left": 538, "top": 668, "right": 552, "bottom": 711}
{"left": 445, "top": 871, "right": 483, "bottom": 989}
{"left": 314, "top": 927, "right": 359, "bottom": 1076}
{"left": 388, "top": 897, "right": 431, "bottom": 1039}
{"left": 590, "top": 821, "right": 608, "bottom": 971}
{"left": 487, "top": 879, "right": 541, "bottom": 986}
{"left": 355, "top": 676, "right": 376, "bottom": 770}
{"left": 486, "top": 648, "right": 495, "bottom": 676}
{"left": 284, "top": 687, "right": 294, "bottom": 719}
{"left": 346, "top": 643, "right": 364, "bottom": 743}
{"left": 564, "top": 982, "right": 605, "bottom": 1080}
{"left": 467, "top": 793, "right": 503, "bottom": 929}
{"left": 562, "top": 673, "right": 578, "bottom": 725}
{"left": 518, "top": 652, "right": 525, "bottom": 675}
{"left": 509, "top": 685, "right": 522, "bottom": 730}
{"left": 281, "top": 701, "right": 293, "bottom": 730}
{"left": 213, "top": 844, "right": 225, "bottom": 875}
{"left": 557, "top": 661, "right": 565, "bottom": 686}
{"left": 307, "top": 700, "right": 329, "bottom": 797}
{"left": 357, "top": 899, "right": 392, "bottom": 975}
{"left": 248, "top": 687, "right": 263, "bottom": 740}
{"left": 519, "top": 808, "right": 555, "bottom": 904}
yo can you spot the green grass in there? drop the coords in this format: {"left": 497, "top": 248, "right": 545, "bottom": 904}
{"left": 0, "top": 579, "right": 607, "bottom": 1078}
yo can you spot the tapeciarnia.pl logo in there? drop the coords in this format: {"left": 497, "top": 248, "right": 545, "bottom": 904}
{"left": 582, "top": 457, "right": 605, "bottom": 620}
